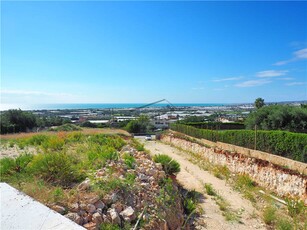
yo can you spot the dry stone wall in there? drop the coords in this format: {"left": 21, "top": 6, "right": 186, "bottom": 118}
{"left": 161, "top": 133, "right": 307, "bottom": 204}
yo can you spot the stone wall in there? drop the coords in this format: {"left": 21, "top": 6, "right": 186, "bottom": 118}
{"left": 161, "top": 133, "right": 307, "bottom": 204}
{"left": 199, "top": 139, "right": 307, "bottom": 175}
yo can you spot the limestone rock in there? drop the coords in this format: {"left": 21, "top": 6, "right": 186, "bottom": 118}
{"left": 92, "top": 212, "right": 103, "bottom": 225}
{"left": 120, "top": 206, "right": 136, "bottom": 222}
{"left": 87, "top": 195, "right": 100, "bottom": 204}
{"left": 78, "top": 179, "right": 91, "bottom": 191}
{"left": 94, "top": 200, "right": 105, "bottom": 209}
{"left": 69, "top": 203, "right": 79, "bottom": 212}
{"left": 108, "top": 208, "right": 121, "bottom": 224}
{"left": 86, "top": 204, "right": 96, "bottom": 214}
{"left": 139, "top": 173, "right": 149, "bottom": 182}
{"left": 51, "top": 205, "right": 65, "bottom": 214}
{"left": 83, "top": 222, "right": 97, "bottom": 230}
{"left": 65, "top": 212, "right": 82, "bottom": 225}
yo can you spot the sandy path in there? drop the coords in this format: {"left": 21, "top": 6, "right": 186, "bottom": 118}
{"left": 142, "top": 140, "right": 266, "bottom": 230}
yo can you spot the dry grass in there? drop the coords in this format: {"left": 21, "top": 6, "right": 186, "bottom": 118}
{"left": 0, "top": 128, "right": 131, "bottom": 140}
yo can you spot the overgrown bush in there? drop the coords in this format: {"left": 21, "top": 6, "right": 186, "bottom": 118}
{"left": 131, "top": 138, "right": 145, "bottom": 151}
{"left": 263, "top": 206, "right": 276, "bottom": 225}
{"left": 42, "top": 136, "right": 65, "bottom": 151}
{"left": 28, "top": 152, "right": 83, "bottom": 186}
{"left": 26, "top": 134, "right": 50, "bottom": 146}
{"left": 170, "top": 123, "right": 307, "bottom": 163}
{"left": 88, "top": 134, "right": 125, "bottom": 150}
{"left": 0, "top": 153, "right": 33, "bottom": 176}
{"left": 183, "top": 190, "right": 199, "bottom": 215}
{"left": 276, "top": 218, "right": 293, "bottom": 230}
{"left": 122, "top": 153, "right": 136, "bottom": 169}
{"left": 204, "top": 183, "right": 217, "bottom": 196}
{"left": 153, "top": 154, "right": 180, "bottom": 175}
{"left": 0, "top": 158, "right": 16, "bottom": 176}
{"left": 286, "top": 198, "right": 305, "bottom": 217}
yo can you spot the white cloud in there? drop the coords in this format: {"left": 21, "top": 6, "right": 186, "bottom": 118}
{"left": 256, "top": 70, "right": 288, "bottom": 78}
{"left": 285, "top": 82, "right": 307, "bottom": 86}
{"left": 279, "top": 77, "right": 294, "bottom": 81}
{"left": 192, "top": 87, "right": 205, "bottom": 90}
{"left": 212, "top": 77, "right": 243, "bottom": 82}
{"left": 235, "top": 79, "right": 271, "bottom": 88}
{"left": 1, "top": 89, "right": 72, "bottom": 97}
{"left": 294, "top": 48, "right": 307, "bottom": 59}
{"left": 274, "top": 48, "right": 307, "bottom": 66}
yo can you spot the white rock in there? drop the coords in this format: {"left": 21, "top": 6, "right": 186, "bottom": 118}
{"left": 120, "top": 206, "right": 136, "bottom": 222}
{"left": 108, "top": 208, "right": 121, "bottom": 224}
{"left": 65, "top": 212, "right": 82, "bottom": 225}
{"left": 51, "top": 205, "right": 66, "bottom": 214}
{"left": 139, "top": 173, "right": 149, "bottom": 181}
{"left": 69, "top": 203, "right": 79, "bottom": 212}
{"left": 92, "top": 212, "right": 103, "bottom": 224}
{"left": 77, "top": 179, "right": 91, "bottom": 191}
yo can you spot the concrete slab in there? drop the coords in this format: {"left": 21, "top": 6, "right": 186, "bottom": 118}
{"left": 0, "top": 183, "right": 85, "bottom": 230}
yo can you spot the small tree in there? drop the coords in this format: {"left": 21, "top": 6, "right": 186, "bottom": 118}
{"left": 254, "top": 98, "right": 265, "bottom": 109}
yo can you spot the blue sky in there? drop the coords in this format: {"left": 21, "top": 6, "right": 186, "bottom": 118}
{"left": 1, "top": 1, "right": 307, "bottom": 107}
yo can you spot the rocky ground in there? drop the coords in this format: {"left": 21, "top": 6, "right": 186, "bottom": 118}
{"left": 48, "top": 145, "right": 186, "bottom": 230}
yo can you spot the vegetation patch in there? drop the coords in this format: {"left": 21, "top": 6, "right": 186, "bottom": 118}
{"left": 153, "top": 154, "right": 180, "bottom": 175}
{"left": 48, "top": 124, "right": 82, "bottom": 132}
{"left": 0, "top": 132, "right": 194, "bottom": 229}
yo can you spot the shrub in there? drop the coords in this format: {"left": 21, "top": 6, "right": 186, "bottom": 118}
{"left": 263, "top": 206, "right": 276, "bottom": 225}
{"left": 0, "top": 157, "right": 16, "bottom": 176}
{"left": 286, "top": 198, "right": 305, "bottom": 217}
{"left": 183, "top": 190, "right": 199, "bottom": 215}
{"left": 276, "top": 218, "right": 293, "bottom": 230}
{"left": 15, "top": 154, "right": 34, "bottom": 173}
{"left": 52, "top": 187, "right": 65, "bottom": 202}
{"left": 29, "top": 152, "right": 82, "bottom": 186}
{"left": 42, "top": 136, "right": 65, "bottom": 151}
{"left": 100, "top": 223, "right": 121, "bottom": 230}
{"left": 153, "top": 154, "right": 180, "bottom": 175}
{"left": 234, "top": 174, "right": 255, "bottom": 191}
{"left": 124, "top": 173, "right": 136, "bottom": 185}
{"left": 0, "top": 154, "right": 33, "bottom": 176}
{"left": 26, "top": 134, "right": 50, "bottom": 146}
{"left": 184, "top": 197, "right": 197, "bottom": 215}
{"left": 122, "top": 153, "right": 136, "bottom": 169}
{"left": 131, "top": 138, "right": 145, "bottom": 151}
{"left": 204, "top": 183, "right": 217, "bottom": 196}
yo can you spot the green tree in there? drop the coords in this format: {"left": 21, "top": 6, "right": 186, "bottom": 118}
{"left": 0, "top": 109, "right": 38, "bottom": 134}
{"left": 125, "top": 115, "right": 153, "bottom": 133}
{"left": 245, "top": 105, "right": 307, "bottom": 132}
{"left": 254, "top": 98, "right": 265, "bottom": 109}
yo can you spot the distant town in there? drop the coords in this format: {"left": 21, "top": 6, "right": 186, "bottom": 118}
{"left": 28, "top": 100, "right": 306, "bottom": 131}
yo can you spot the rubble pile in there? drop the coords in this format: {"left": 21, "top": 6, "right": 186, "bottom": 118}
{"left": 50, "top": 145, "right": 185, "bottom": 230}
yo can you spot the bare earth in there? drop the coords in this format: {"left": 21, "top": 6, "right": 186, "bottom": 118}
{"left": 141, "top": 139, "right": 266, "bottom": 230}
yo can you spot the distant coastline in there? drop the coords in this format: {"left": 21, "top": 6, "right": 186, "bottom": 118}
{"left": 1, "top": 100, "right": 306, "bottom": 111}
{"left": 0, "top": 103, "right": 228, "bottom": 111}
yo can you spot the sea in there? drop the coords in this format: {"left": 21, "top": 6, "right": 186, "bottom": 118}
{"left": 0, "top": 103, "right": 228, "bottom": 111}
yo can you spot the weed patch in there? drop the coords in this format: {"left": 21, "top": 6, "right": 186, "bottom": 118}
{"left": 263, "top": 206, "right": 276, "bottom": 225}
{"left": 153, "top": 154, "right": 180, "bottom": 175}
{"left": 204, "top": 183, "right": 217, "bottom": 196}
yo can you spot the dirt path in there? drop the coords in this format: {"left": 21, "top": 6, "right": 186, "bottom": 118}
{"left": 141, "top": 140, "right": 266, "bottom": 230}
